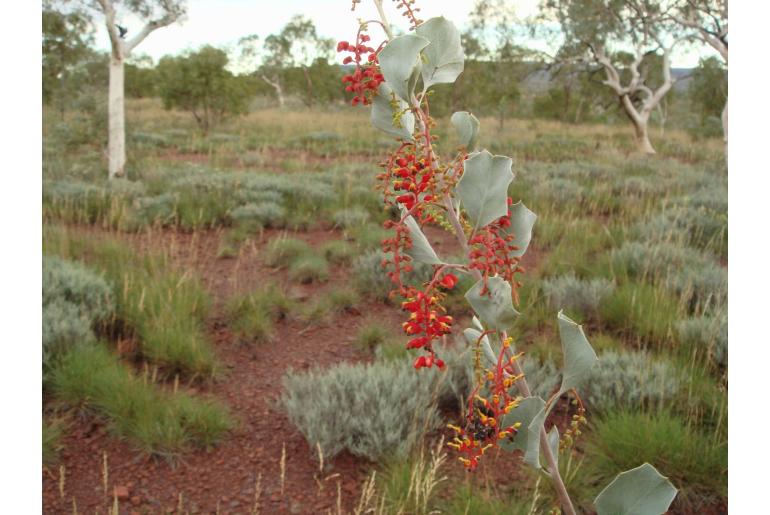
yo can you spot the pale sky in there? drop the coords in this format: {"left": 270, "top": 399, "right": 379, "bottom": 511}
{"left": 93, "top": 0, "right": 714, "bottom": 68}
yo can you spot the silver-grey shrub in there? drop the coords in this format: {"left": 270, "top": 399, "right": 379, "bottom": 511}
{"left": 43, "top": 257, "right": 113, "bottom": 322}
{"left": 352, "top": 249, "right": 434, "bottom": 302}
{"left": 42, "top": 257, "right": 114, "bottom": 368}
{"left": 281, "top": 360, "right": 445, "bottom": 461}
{"left": 229, "top": 202, "right": 286, "bottom": 228}
{"left": 612, "top": 241, "right": 727, "bottom": 303}
{"left": 581, "top": 351, "right": 680, "bottom": 412}
{"left": 332, "top": 207, "right": 370, "bottom": 228}
{"left": 520, "top": 357, "right": 560, "bottom": 400}
{"left": 542, "top": 274, "right": 615, "bottom": 317}
{"left": 677, "top": 314, "right": 728, "bottom": 367}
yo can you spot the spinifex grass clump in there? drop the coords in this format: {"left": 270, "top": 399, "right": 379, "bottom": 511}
{"left": 326, "top": 3, "right": 680, "bottom": 513}
{"left": 44, "top": 230, "right": 218, "bottom": 379}
{"left": 51, "top": 344, "right": 232, "bottom": 455}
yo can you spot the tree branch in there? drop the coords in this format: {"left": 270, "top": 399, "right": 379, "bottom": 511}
{"left": 126, "top": 12, "right": 181, "bottom": 54}
{"left": 95, "top": 0, "right": 123, "bottom": 59}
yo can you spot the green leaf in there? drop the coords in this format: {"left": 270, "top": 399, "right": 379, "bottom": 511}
{"left": 557, "top": 310, "right": 598, "bottom": 392}
{"left": 594, "top": 463, "right": 678, "bottom": 515}
{"left": 378, "top": 33, "right": 429, "bottom": 103}
{"left": 456, "top": 150, "right": 514, "bottom": 230}
{"left": 499, "top": 396, "right": 545, "bottom": 455}
{"left": 465, "top": 276, "right": 520, "bottom": 331}
{"left": 415, "top": 17, "right": 464, "bottom": 89}
{"left": 403, "top": 212, "right": 442, "bottom": 265}
{"left": 371, "top": 84, "right": 414, "bottom": 140}
{"left": 502, "top": 201, "right": 537, "bottom": 258}
{"left": 450, "top": 111, "right": 480, "bottom": 150}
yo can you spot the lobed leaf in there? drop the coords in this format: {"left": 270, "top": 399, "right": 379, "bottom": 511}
{"left": 465, "top": 276, "right": 520, "bottom": 331}
{"left": 450, "top": 111, "right": 480, "bottom": 150}
{"left": 594, "top": 463, "right": 678, "bottom": 515}
{"left": 415, "top": 17, "right": 464, "bottom": 89}
{"left": 371, "top": 83, "right": 414, "bottom": 140}
{"left": 456, "top": 150, "right": 514, "bottom": 230}
{"left": 403, "top": 212, "right": 443, "bottom": 265}
{"left": 557, "top": 310, "right": 598, "bottom": 392}
{"left": 378, "top": 33, "right": 429, "bottom": 103}
{"left": 502, "top": 201, "right": 537, "bottom": 258}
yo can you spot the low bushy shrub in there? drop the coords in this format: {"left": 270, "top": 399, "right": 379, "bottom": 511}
{"left": 43, "top": 257, "right": 113, "bottom": 321}
{"left": 282, "top": 347, "right": 471, "bottom": 461}
{"left": 42, "top": 257, "right": 113, "bottom": 368}
{"left": 263, "top": 237, "right": 311, "bottom": 267}
{"left": 320, "top": 239, "right": 356, "bottom": 265}
{"left": 581, "top": 351, "right": 680, "bottom": 412}
{"left": 611, "top": 242, "right": 727, "bottom": 305}
{"left": 229, "top": 202, "right": 286, "bottom": 229}
{"left": 288, "top": 255, "right": 329, "bottom": 283}
{"left": 677, "top": 313, "right": 728, "bottom": 367}
{"left": 352, "top": 250, "right": 434, "bottom": 302}
{"left": 541, "top": 274, "right": 615, "bottom": 318}
{"left": 282, "top": 360, "right": 442, "bottom": 460}
{"left": 332, "top": 207, "right": 370, "bottom": 228}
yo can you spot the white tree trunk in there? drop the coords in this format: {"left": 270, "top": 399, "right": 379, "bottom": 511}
{"left": 260, "top": 75, "right": 285, "bottom": 108}
{"left": 108, "top": 55, "right": 126, "bottom": 178}
{"left": 722, "top": 96, "right": 728, "bottom": 147}
{"left": 633, "top": 118, "right": 655, "bottom": 155}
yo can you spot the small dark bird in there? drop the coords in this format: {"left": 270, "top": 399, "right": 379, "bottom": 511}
{"left": 116, "top": 24, "right": 128, "bottom": 39}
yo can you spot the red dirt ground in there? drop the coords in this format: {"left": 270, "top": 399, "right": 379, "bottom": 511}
{"left": 43, "top": 225, "right": 538, "bottom": 514}
{"left": 42, "top": 225, "right": 716, "bottom": 514}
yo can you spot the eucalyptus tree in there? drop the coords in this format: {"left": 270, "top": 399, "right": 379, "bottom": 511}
{"left": 239, "top": 16, "right": 334, "bottom": 108}
{"left": 42, "top": 2, "right": 94, "bottom": 109}
{"left": 542, "top": 0, "right": 685, "bottom": 154}
{"left": 670, "top": 0, "right": 727, "bottom": 145}
{"left": 91, "top": 0, "right": 185, "bottom": 178}
{"left": 461, "top": 0, "right": 537, "bottom": 129}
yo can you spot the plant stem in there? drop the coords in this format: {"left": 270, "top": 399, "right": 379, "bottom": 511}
{"left": 368, "top": 1, "right": 576, "bottom": 512}
{"left": 372, "top": 0, "right": 394, "bottom": 39}
{"left": 507, "top": 353, "right": 577, "bottom": 515}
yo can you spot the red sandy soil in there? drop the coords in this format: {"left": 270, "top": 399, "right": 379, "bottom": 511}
{"left": 42, "top": 225, "right": 717, "bottom": 514}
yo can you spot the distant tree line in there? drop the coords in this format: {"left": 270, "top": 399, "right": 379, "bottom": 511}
{"left": 43, "top": 1, "right": 727, "bottom": 143}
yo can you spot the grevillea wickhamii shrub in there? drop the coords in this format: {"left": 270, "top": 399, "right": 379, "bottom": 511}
{"left": 321, "top": 3, "right": 680, "bottom": 513}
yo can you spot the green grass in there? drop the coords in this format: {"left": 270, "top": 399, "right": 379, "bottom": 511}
{"left": 300, "top": 288, "right": 360, "bottom": 324}
{"left": 43, "top": 418, "right": 66, "bottom": 465}
{"left": 441, "top": 484, "right": 534, "bottom": 515}
{"left": 599, "top": 282, "right": 683, "bottom": 347}
{"left": 225, "top": 283, "right": 294, "bottom": 343}
{"left": 353, "top": 322, "right": 393, "bottom": 351}
{"left": 288, "top": 254, "right": 329, "bottom": 283}
{"left": 583, "top": 410, "right": 727, "bottom": 511}
{"left": 50, "top": 344, "right": 232, "bottom": 456}
{"left": 320, "top": 239, "right": 356, "bottom": 265}
{"left": 263, "top": 237, "right": 312, "bottom": 267}
{"left": 44, "top": 229, "right": 218, "bottom": 378}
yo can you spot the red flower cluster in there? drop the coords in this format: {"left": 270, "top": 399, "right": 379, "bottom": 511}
{"left": 468, "top": 198, "right": 524, "bottom": 298}
{"left": 338, "top": 33, "right": 384, "bottom": 105}
{"left": 401, "top": 289, "right": 454, "bottom": 369}
{"left": 391, "top": 153, "right": 438, "bottom": 213}
{"left": 449, "top": 336, "right": 523, "bottom": 469}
